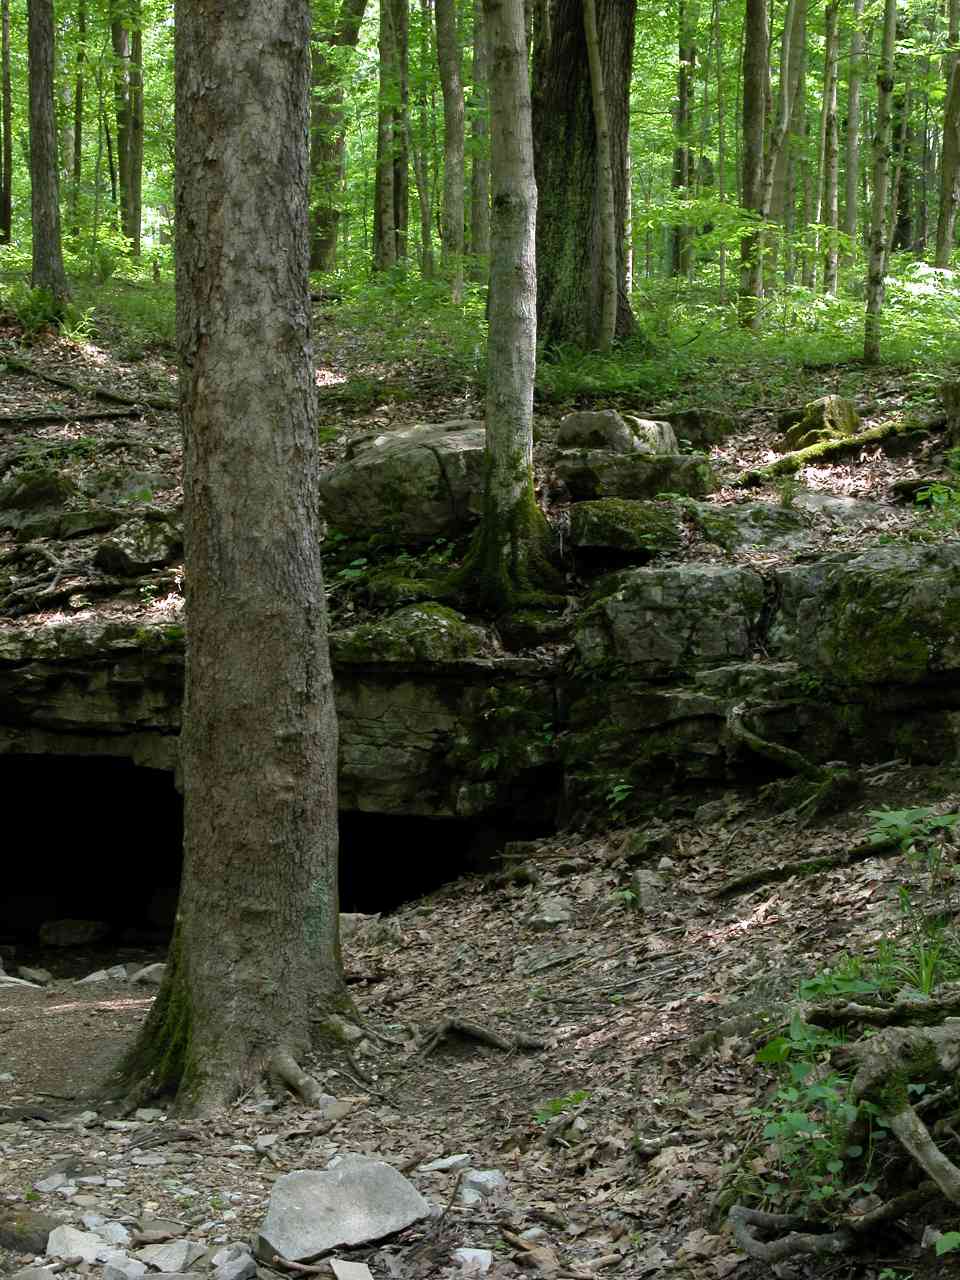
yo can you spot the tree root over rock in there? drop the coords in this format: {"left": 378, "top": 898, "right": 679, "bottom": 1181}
{"left": 729, "top": 1018, "right": 960, "bottom": 1266}
{"left": 419, "top": 1017, "right": 546, "bottom": 1056}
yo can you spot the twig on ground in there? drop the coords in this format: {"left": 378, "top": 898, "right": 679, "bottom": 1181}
{"left": 419, "top": 1017, "right": 546, "bottom": 1057}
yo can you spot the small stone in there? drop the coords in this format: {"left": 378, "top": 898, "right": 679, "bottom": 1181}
{"left": 519, "top": 1227, "right": 548, "bottom": 1242}
{"left": 103, "top": 1262, "right": 148, "bottom": 1280}
{"left": 322, "top": 1099, "right": 354, "bottom": 1123}
{"left": 253, "top": 1134, "right": 279, "bottom": 1152}
{"left": 0, "top": 1070, "right": 13, "bottom": 1081}
{"left": 213, "top": 1255, "right": 257, "bottom": 1280}
{"left": 132, "top": 1152, "right": 168, "bottom": 1166}
{"left": 76, "top": 969, "right": 111, "bottom": 984}
{"left": 418, "top": 1153, "right": 472, "bottom": 1172}
{"left": 34, "top": 1173, "right": 68, "bottom": 1192}
{"left": 134, "top": 1108, "right": 165, "bottom": 1122}
{"left": 457, "top": 1169, "right": 507, "bottom": 1206}
{"left": 530, "top": 895, "right": 573, "bottom": 931}
{"left": 129, "top": 963, "right": 166, "bottom": 985}
{"left": 47, "top": 1223, "right": 110, "bottom": 1263}
{"left": 453, "top": 1247, "right": 493, "bottom": 1273}
{"left": 329, "top": 1262, "right": 375, "bottom": 1280}
{"left": 134, "top": 1239, "right": 206, "bottom": 1272}
{"left": 138, "top": 1218, "right": 187, "bottom": 1237}
{"left": 72, "top": 1109, "right": 99, "bottom": 1127}
{"left": 17, "top": 967, "right": 51, "bottom": 985}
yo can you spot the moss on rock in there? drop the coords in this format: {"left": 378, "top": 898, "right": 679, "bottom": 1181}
{"left": 569, "top": 498, "right": 683, "bottom": 557}
{"left": 331, "top": 603, "right": 489, "bottom": 665}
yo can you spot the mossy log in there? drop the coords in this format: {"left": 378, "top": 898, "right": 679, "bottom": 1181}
{"left": 737, "top": 419, "right": 928, "bottom": 486}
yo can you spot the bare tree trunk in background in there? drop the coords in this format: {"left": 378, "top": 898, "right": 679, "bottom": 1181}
{"left": 309, "top": 0, "right": 368, "bottom": 272}
{"left": 713, "top": 0, "right": 726, "bottom": 296}
{"left": 469, "top": 0, "right": 490, "bottom": 271}
{"left": 71, "top": 0, "right": 85, "bottom": 236}
{"left": 671, "top": 0, "right": 697, "bottom": 278}
{"left": 373, "top": 0, "right": 398, "bottom": 271}
{"left": 435, "top": 0, "right": 465, "bottom": 300}
{"left": 0, "top": 0, "right": 12, "bottom": 244}
{"left": 128, "top": 16, "right": 143, "bottom": 256}
{"left": 844, "top": 0, "right": 864, "bottom": 264}
{"left": 123, "top": 0, "right": 346, "bottom": 1116}
{"left": 28, "top": 0, "right": 70, "bottom": 302}
{"left": 458, "top": 0, "right": 558, "bottom": 611}
{"left": 822, "top": 0, "right": 840, "bottom": 294}
{"left": 392, "top": 0, "right": 409, "bottom": 262}
{"left": 738, "top": 0, "right": 768, "bottom": 326}
{"left": 864, "top": 0, "right": 897, "bottom": 363}
{"left": 583, "top": 0, "right": 616, "bottom": 350}
{"left": 413, "top": 0, "right": 435, "bottom": 276}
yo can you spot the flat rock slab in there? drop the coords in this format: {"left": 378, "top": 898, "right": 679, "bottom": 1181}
{"left": 257, "top": 1155, "right": 432, "bottom": 1262}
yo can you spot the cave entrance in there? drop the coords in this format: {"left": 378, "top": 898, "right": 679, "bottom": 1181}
{"left": 1, "top": 755, "right": 552, "bottom": 951}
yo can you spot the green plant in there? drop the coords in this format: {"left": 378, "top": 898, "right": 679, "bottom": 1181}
{"left": 866, "top": 805, "right": 958, "bottom": 854}
{"left": 612, "top": 887, "right": 638, "bottom": 910}
{"left": 6, "top": 283, "right": 62, "bottom": 337}
{"left": 534, "top": 1089, "right": 589, "bottom": 1124}
{"left": 606, "top": 778, "right": 634, "bottom": 812}
{"left": 914, "top": 480, "right": 960, "bottom": 535}
{"left": 58, "top": 302, "right": 97, "bottom": 342}
{"left": 775, "top": 474, "right": 803, "bottom": 508}
{"left": 936, "top": 1232, "right": 960, "bottom": 1256}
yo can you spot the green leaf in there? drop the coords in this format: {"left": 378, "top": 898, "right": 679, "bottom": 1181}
{"left": 935, "top": 1232, "right": 960, "bottom": 1256}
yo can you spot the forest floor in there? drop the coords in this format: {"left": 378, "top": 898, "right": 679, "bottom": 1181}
{"left": 1, "top": 296, "right": 960, "bottom": 1280}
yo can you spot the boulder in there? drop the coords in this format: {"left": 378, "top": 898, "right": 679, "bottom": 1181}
{"left": 556, "top": 451, "right": 714, "bottom": 502}
{"left": 331, "top": 605, "right": 489, "bottom": 665}
{"left": 257, "top": 1156, "right": 432, "bottom": 1262}
{"left": 769, "top": 543, "right": 960, "bottom": 684}
{"left": 318, "top": 420, "right": 485, "bottom": 541}
{"left": 575, "top": 564, "right": 765, "bottom": 678}
{"left": 0, "top": 466, "right": 75, "bottom": 511}
{"left": 94, "top": 514, "right": 183, "bottom": 575}
{"left": 557, "top": 410, "right": 677, "bottom": 455}
{"left": 0, "top": 1208, "right": 60, "bottom": 1254}
{"left": 779, "top": 395, "right": 860, "bottom": 452}
{"left": 569, "top": 499, "right": 682, "bottom": 558}
{"left": 688, "top": 501, "right": 812, "bottom": 551}
{"left": 667, "top": 407, "right": 737, "bottom": 448}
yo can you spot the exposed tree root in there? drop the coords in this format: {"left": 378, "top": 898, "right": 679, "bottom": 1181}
{"left": 736, "top": 418, "right": 924, "bottom": 485}
{"left": 4, "top": 355, "right": 177, "bottom": 411}
{"left": 725, "top": 700, "right": 860, "bottom": 824}
{"left": 713, "top": 834, "right": 898, "bottom": 899}
{"left": 268, "top": 1048, "right": 332, "bottom": 1108}
{"left": 0, "top": 407, "right": 143, "bottom": 427}
{"left": 805, "top": 984, "right": 960, "bottom": 1030}
{"left": 419, "top": 1017, "right": 547, "bottom": 1057}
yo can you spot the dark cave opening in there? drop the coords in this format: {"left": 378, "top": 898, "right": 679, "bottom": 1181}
{"left": 0, "top": 755, "right": 553, "bottom": 948}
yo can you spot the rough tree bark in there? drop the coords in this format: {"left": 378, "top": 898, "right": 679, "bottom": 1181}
{"left": 583, "top": 0, "right": 616, "bottom": 351}
{"left": 864, "top": 0, "right": 897, "bottom": 364}
{"left": 936, "top": 50, "right": 960, "bottom": 264}
{"left": 435, "top": 0, "right": 465, "bottom": 300}
{"left": 123, "top": 0, "right": 347, "bottom": 1114}
{"left": 533, "top": 0, "right": 636, "bottom": 349}
{"left": 456, "top": 0, "right": 559, "bottom": 613}
{"left": 71, "top": 0, "right": 85, "bottom": 235}
{"left": 27, "top": 0, "right": 69, "bottom": 302}
{"left": 737, "top": 0, "right": 768, "bottom": 326}
{"left": 671, "top": 0, "right": 697, "bottom": 279}
{"left": 373, "top": 0, "right": 399, "bottom": 271}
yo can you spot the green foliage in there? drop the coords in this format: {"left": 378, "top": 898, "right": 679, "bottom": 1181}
{"left": 935, "top": 1232, "right": 960, "bottom": 1256}
{"left": 534, "top": 1090, "right": 589, "bottom": 1124}
{"left": 6, "top": 283, "right": 63, "bottom": 337}
{"left": 866, "top": 805, "right": 959, "bottom": 854}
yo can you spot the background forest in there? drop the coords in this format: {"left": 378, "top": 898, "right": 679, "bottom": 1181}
{"left": 6, "top": 0, "right": 960, "bottom": 379}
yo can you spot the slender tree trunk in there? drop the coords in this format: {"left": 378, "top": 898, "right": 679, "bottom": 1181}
{"left": 309, "top": 0, "right": 368, "bottom": 272}
{"left": 822, "top": 0, "right": 840, "bottom": 294}
{"left": 392, "top": 0, "right": 409, "bottom": 262}
{"left": 28, "top": 0, "right": 70, "bottom": 303}
{"left": 671, "top": 0, "right": 696, "bottom": 278}
{"left": 110, "top": 7, "right": 130, "bottom": 235}
{"left": 864, "top": 0, "right": 897, "bottom": 363}
{"left": 0, "top": 0, "right": 11, "bottom": 244}
{"left": 414, "top": 0, "right": 436, "bottom": 276}
{"left": 71, "top": 0, "right": 85, "bottom": 236}
{"left": 738, "top": 0, "right": 768, "bottom": 326}
{"left": 713, "top": 0, "right": 726, "bottom": 296}
{"left": 583, "top": 0, "right": 616, "bottom": 350}
{"left": 469, "top": 0, "right": 490, "bottom": 270}
{"left": 435, "top": 0, "right": 465, "bottom": 300}
{"left": 89, "top": 67, "right": 104, "bottom": 274}
{"left": 125, "top": 0, "right": 345, "bottom": 1116}
{"left": 373, "top": 0, "right": 398, "bottom": 271}
{"left": 127, "top": 16, "right": 143, "bottom": 255}
{"left": 460, "top": 0, "right": 558, "bottom": 610}
{"left": 105, "top": 112, "right": 117, "bottom": 208}
{"left": 844, "top": 0, "right": 864, "bottom": 263}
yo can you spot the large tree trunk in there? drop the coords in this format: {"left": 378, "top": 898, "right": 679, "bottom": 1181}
{"left": 123, "top": 0, "right": 346, "bottom": 1114}
{"left": 469, "top": 0, "right": 490, "bottom": 269}
{"left": 412, "top": 0, "right": 435, "bottom": 277}
{"left": 309, "top": 0, "right": 368, "bottom": 273}
{"left": 821, "top": 0, "right": 840, "bottom": 294}
{"left": 435, "top": 0, "right": 465, "bottom": 300}
{"left": 458, "top": 0, "right": 558, "bottom": 611}
{"left": 533, "top": 0, "right": 635, "bottom": 349}
{"left": 391, "top": 0, "right": 409, "bottom": 262}
{"left": 937, "top": 64, "right": 960, "bottom": 267}
{"left": 28, "top": 0, "right": 69, "bottom": 302}
{"left": 0, "top": 0, "right": 11, "bottom": 244}
{"left": 864, "top": 0, "right": 897, "bottom": 364}
{"left": 583, "top": 0, "right": 616, "bottom": 350}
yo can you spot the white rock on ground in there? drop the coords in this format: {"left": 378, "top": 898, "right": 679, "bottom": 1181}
{"left": 453, "top": 1247, "right": 494, "bottom": 1273}
{"left": 457, "top": 1169, "right": 508, "bottom": 1206}
{"left": 257, "top": 1155, "right": 432, "bottom": 1262}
